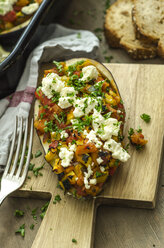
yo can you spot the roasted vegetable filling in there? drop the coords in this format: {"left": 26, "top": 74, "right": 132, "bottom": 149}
{"left": 34, "top": 59, "right": 130, "bottom": 198}
{"left": 0, "top": 0, "right": 42, "bottom": 33}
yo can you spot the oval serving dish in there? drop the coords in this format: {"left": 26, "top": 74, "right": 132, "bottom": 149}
{"left": 34, "top": 58, "right": 130, "bottom": 199}
{"left": 0, "top": 0, "right": 42, "bottom": 35}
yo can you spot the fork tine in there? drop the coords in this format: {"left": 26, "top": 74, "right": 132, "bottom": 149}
{"left": 3, "top": 116, "right": 18, "bottom": 177}
{"left": 15, "top": 117, "right": 28, "bottom": 179}
{"left": 21, "top": 118, "right": 33, "bottom": 181}
{"left": 10, "top": 116, "right": 23, "bottom": 177}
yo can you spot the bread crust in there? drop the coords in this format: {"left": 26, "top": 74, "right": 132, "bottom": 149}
{"left": 133, "top": 0, "right": 164, "bottom": 58}
{"left": 104, "top": 0, "right": 157, "bottom": 59}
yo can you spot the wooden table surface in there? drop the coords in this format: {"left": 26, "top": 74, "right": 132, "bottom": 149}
{"left": 1, "top": 1, "right": 164, "bottom": 247}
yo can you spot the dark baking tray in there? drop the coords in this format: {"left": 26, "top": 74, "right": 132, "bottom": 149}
{"left": 0, "top": 0, "right": 69, "bottom": 99}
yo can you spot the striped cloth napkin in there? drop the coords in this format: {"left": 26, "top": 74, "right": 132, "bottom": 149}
{"left": 0, "top": 24, "right": 99, "bottom": 172}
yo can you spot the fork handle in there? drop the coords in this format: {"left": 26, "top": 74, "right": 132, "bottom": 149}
{"left": 0, "top": 191, "right": 7, "bottom": 205}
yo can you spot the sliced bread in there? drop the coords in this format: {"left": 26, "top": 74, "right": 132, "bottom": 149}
{"left": 133, "top": 0, "right": 164, "bottom": 57}
{"left": 104, "top": 0, "right": 157, "bottom": 59}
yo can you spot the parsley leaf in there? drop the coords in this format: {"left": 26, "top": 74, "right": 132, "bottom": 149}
{"left": 14, "top": 210, "right": 24, "bottom": 217}
{"left": 72, "top": 238, "right": 77, "bottom": 244}
{"left": 31, "top": 208, "right": 37, "bottom": 220}
{"left": 140, "top": 113, "right": 151, "bottom": 123}
{"left": 136, "top": 144, "right": 143, "bottom": 151}
{"left": 35, "top": 150, "right": 42, "bottom": 158}
{"left": 15, "top": 224, "right": 25, "bottom": 237}
{"left": 128, "top": 128, "right": 134, "bottom": 138}
{"left": 30, "top": 224, "right": 34, "bottom": 230}
{"left": 40, "top": 201, "right": 49, "bottom": 219}
{"left": 54, "top": 114, "right": 62, "bottom": 124}
{"left": 95, "top": 171, "right": 103, "bottom": 178}
{"left": 51, "top": 91, "right": 60, "bottom": 103}
{"left": 104, "top": 56, "right": 113, "bottom": 63}
{"left": 53, "top": 194, "right": 61, "bottom": 204}
{"left": 28, "top": 163, "right": 35, "bottom": 171}
{"left": 33, "top": 163, "right": 45, "bottom": 177}
{"left": 53, "top": 61, "right": 63, "bottom": 73}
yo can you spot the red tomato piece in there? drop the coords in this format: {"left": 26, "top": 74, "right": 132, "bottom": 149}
{"left": 3, "top": 11, "right": 17, "bottom": 22}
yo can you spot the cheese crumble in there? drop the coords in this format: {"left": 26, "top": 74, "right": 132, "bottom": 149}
{"left": 104, "top": 139, "right": 130, "bottom": 162}
{"left": 81, "top": 65, "right": 99, "bottom": 82}
{"left": 41, "top": 73, "right": 65, "bottom": 99}
{"left": 59, "top": 144, "right": 76, "bottom": 167}
{"left": 22, "top": 3, "right": 39, "bottom": 15}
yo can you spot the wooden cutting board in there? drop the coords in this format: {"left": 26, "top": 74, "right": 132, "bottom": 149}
{"left": 17, "top": 63, "right": 164, "bottom": 248}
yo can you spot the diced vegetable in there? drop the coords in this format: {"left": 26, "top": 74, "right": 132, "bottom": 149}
{"left": 75, "top": 143, "right": 97, "bottom": 155}
{"left": 53, "top": 159, "right": 64, "bottom": 174}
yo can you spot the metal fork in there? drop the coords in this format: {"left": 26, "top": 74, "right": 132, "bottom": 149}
{"left": 0, "top": 116, "right": 33, "bottom": 205}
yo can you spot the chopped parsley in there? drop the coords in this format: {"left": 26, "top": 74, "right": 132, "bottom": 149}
{"left": 90, "top": 81, "right": 104, "bottom": 97}
{"left": 14, "top": 210, "right": 24, "bottom": 217}
{"left": 77, "top": 32, "right": 81, "bottom": 39}
{"left": 114, "top": 159, "right": 120, "bottom": 166}
{"left": 95, "top": 171, "right": 103, "bottom": 178}
{"left": 105, "top": 0, "right": 111, "bottom": 10}
{"left": 53, "top": 61, "right": 63, "bottom": 73}
{"left": 36, "top": 87, "right": 41, "bottom": 96}
{"left": 95, "top": 98, "right": 103, "bottom": 112}
{"left": 40, "top": 201, "right": 49, "bottom": 219}
{"left": 94, "top": 28, "right": 103, "bottom": 33}
{"left": 82, "top": 98, "right": 88, "bottom": 113}
{"left": 125, "top": 143, "right": 130, "bottom": 151}
{"left": 51, "top": 91, "right": 60, "bottom": 103}
{"left": 128, "top": 127, "right": 134, "bottom": 138}
{"left": 103, "top": 112, "right": 112, "bottom": 119}
{"left": 54, "top": 114, "right": 62, "bottom": 124}
{"left": 31, "top": 208, "right": 37, "bottom": 220}
{"left": 44, "top": 120, "right": 58, "bottom": 133}
{"left": 72, "top": 238, "right": 77, "bottom": 244}
{"left": 60, "top": 112, "right": 66, "bottom": 123}
{"left": 53, "top": 194, "right": 61, "bottom": 204}
{"left": 67, "top": 60, "right": 84, "bottom": 76}
{"left": 104, "top": 56, "right": 113, "bottom": 63}
{"left": 33, "top": 163, "right": 45, "bottom": 177}
{"left": 136, "top": 127, "right": 142, "bottom": 133}
{"left": 136, "top": 144, "right": 143, "bottom": 151}
{"left": 40, "top": 112, "right": 45, "bottom": 119}
{"left": 35, "top": 150, "right": 42, "bottom": 158}
{"left": 30, "top": 224, "right": 34, "bottom": 230}
{"left": 15, "top": 224, "right": 25, "bottom": 237}
{"left": 68, "top": 74, "right": 86, "bottom": 91}
{"left": 67, "top": 92, "right": 75, "bottom": 97}
{"left": 68, "top": 98, "right": 74, "bottom": 105}
{"left": 71, "top": 115, "right": 93, "bottom": 132}
{"left": 140, "top": 113, "right": 151, "bottom": 123}
{"left": 28, "top": 163, "right": 35, "bottom": 171}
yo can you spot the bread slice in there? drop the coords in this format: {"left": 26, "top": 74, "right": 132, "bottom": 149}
{"left": 133, "top": 0, "right": 164, "bottom": 58}
{"left": 104, "top": 0, "right": 157, "bottom": 59}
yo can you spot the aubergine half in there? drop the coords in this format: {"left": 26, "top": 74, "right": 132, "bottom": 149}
{"left": 34, "top": 58, "right": 130, "bottom": 199}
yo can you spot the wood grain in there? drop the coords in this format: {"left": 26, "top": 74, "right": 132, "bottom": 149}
{"left": 19, "top": 63, "right": 164, "bottom": 248}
